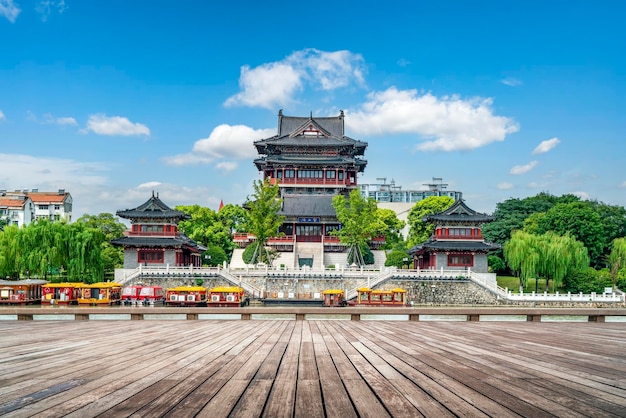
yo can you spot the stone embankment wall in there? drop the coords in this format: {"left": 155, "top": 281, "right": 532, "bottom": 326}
{"left": 127, "top": 276, "right": 625, "bottom": 307}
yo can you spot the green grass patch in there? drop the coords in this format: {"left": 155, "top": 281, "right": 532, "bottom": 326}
{"left": 497, "top": 276, "right": 551, "bottom": 293}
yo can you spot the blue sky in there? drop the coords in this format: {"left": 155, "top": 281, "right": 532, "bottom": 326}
{"left": 1, "top": 1, "right": 625, "bottom": 220}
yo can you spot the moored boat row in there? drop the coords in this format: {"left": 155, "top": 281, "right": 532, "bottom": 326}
{"left": 1, "top": 279, "right": 408, "bottom": 308}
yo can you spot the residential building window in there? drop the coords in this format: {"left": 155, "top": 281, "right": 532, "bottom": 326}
{"left": 39, "top": 205, "right": 49, "bottom": 210}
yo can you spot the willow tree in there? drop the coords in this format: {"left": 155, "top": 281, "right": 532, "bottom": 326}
{"left": 0, "top": 225, "right": 21, "bottom": 279}
{"left": 504, "top": 230, "right": 541, "bottom": 291}
{"left": 332, "top": 189, "right": 383, "bottom": 267}
{"left": 609, "top": 237, "right": 626, "bottom": 290}
{"left": 540, "top": 231, "right": 589, "bottom": 291}
{"left": 244, "top": 179, "right": 284, "bottom": 266}
{"left": 16, "top": 219, "right": 65, "bottom": 279}
{"left": 505, "top": 230, "right": 589, "bottom": 292}
{"left": 66, "top": 222, "right": 105, "bottom": 283}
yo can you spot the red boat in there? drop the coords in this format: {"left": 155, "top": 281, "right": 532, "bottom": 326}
{"left": 122, "top": 285, "right": 143, "bottom": 305}
{"left": 0, "top": 279, "right": 47, "bottom": 305}
{"left": 138, "top": 285, "right": 165, "bottom": 305}
{"left": 41, "top": 282, "right": 80, "bottom": 305}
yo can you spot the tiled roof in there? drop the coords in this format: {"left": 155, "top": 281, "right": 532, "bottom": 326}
{"left": 110, "top": 234, "right": 206, "bottom": 252}
{"left": 279, "top": 195, "right": 337, "bottom": 217}
{"left": 0, "top": 198, "right": 28, "bottom": 209}
{"left": 424, "top": 199, "right": 494, "bottom": 223}
{"left": 25, "top": 192, "right": 69, "bottom": 204}
{"left": 254, "top": 111, "right": 367, "bottom": 152}
{"left": 116, "top": 193, "right": 190, "bottom": 221}
{"left": 409, "top": 239, "right": 501, "bottom": 254}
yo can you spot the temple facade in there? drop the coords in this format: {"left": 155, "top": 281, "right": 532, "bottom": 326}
{"left": 236, "top": 110, "right": 372, "bottom": 268}
{"left": 408, "top": 199, "right": 499, "bottom": 273}
{"left": 111, "top": 192, "right": 206, "bottom": 269}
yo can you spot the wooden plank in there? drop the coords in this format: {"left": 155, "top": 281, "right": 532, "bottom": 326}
{"left": 261, "top": 322, "right": 302, "bottom": 418}
{"left": 0, "top": 319, "right": 624, "bottom": 417}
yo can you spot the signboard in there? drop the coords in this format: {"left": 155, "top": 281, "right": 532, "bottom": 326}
{"left": 298, "top": 217, "right": 321, "bottom": 223}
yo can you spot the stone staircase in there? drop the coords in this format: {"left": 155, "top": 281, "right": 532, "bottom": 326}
{"left": 294, "top": 242, "right": 324, "bottom": 269}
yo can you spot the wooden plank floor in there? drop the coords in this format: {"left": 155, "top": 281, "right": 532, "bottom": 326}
{"left": 0, "top": 321, "right": 624, "bottom": 417}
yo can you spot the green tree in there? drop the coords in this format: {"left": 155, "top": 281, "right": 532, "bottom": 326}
{"left": 243, "top": 179, "right": 284, "bottom": 265}
{"left": 482, "top": 192, "right": 580, "bottom": 251}
{"left": 504, "top": 230, "right": 589, "bottom": 292}
{"left": 526, "top": 201, "right": 605, "bottom": 267}
{"left": 406, "top": 196, "right": 454, "bottom": 247}
{"left": 177, "top": 203, "right": 249, "bottom": 262}
{"left": 563, "top": 267, "right": 612, "bottom": 294}
{"left": 332, "top": 189, "right": 383, "bottom": 266}
{"left": 385, "top": 249, "right": 410, "bottom": 268}
{"left": 203, "top": 244, "right": 228, "bottom": 267}
{"left": 77, "top": 213, "right": 127, "bottom": 279}
{"left": 0, "top": 225, "right": 21, "bottom": 279}
{"left": 375, "top": 208, "right": 405, "bottom": 249}
{"left": 609, "top": 237, "right": 626, "bottom": 290}
{"left": 0, "top": 220, "right": 105, "bottom": 283}
{"left": 504, "top": 230, "right": 540, "bottom": 291}
{"left": 488, "top": 255, "right": 506, "bottom": 274}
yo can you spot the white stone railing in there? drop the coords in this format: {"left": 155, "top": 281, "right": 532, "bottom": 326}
{"left": 504, "top": 290, "right": 624, "bottom": 302}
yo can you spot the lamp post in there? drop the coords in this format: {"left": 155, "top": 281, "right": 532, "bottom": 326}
{"left": 430, "top": 284, "right": 436, "bottom": 305}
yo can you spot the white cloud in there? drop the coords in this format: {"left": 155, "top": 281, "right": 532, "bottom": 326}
{"left": 0, "top": 0, "right": 21, "bottom": 22}
{"left": 0, "top": 110, "right": 5, "bottom": 121}
{"left": 621, "top": 181, "right": 626, "bottom": 189}
{"left": 164, "top": 124, "right": 274, "bottom": 166}
{"left": 497, "top": 182, "right": 514, "bottom": 190}
{"left": 137, "top": 181, "right": 162, "bottom": 189}
{"left": 533, "top": 137, "right": 560, "bottom": 154}
{"left": 0, "top": 154, "right": 109, "bottom": 202}
{"left": 225, "top": 49, "right": 366, "bottom": 109}
{"left": 85, "top": 114, "right": 150, "bottom": 136}
{"left": 510, "top": 161, "right": 538, "bottom": 175}
{"left": 34, "top": 113, "right": 78, "bottom": 126}
{"left": 35, "top": 0, "right": 67, "bottom": 22}
{"left": 501, "top": 77, "right": 522, "bottom": 87}
{"left": 216, "top": 161, "right": 238, "bottom": 173}
{"left": 346, "top": 87, "right": 519, "bottom": 151}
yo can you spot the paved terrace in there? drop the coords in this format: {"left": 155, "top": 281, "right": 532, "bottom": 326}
{"left": 0, "top": 318, "right": 625, "bottom": 417}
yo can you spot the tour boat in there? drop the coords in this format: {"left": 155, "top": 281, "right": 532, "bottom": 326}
{"left": 207, "top": 286, "right": 249, "bottom": 307}
{"left": 41, "top": 282, "right": 81, "bottom": 305}
{"left": 0, "top": 279, "right": 47, "bottom": 305}
{"left": 77, "top": 282, "right": 123, "bottom": 305}
{"left": 137, "top": 285, "right": 165, "bottom": 305}
{"left": 165, "top": 285, "right": 207, "bottom": 306}
{"left": 121, "top": 285, "right": 143, "bottom": 305}
{"left": 352, "top": 287, "right": 408, "bottom": 306}
{"left": 321, "top": 289, "right": 347, "bottom": 307}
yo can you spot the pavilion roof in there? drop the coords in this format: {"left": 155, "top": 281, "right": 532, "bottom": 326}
{"left": 408, "top": 239, "right": 500, "bottom": 255}
{"left": 424, "top": 199, "right": 494, "bottom": 223}
{"left": 110, "top": 234, "right": 206, "bottom": 252}
{"left": 116, "top": 192, "right": 190, "bottom": 221}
